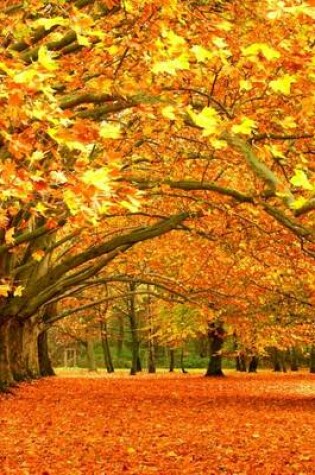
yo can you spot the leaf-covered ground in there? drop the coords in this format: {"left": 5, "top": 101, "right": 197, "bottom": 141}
{"left": 1, "top": 373, "right": 314, "bottom": 474}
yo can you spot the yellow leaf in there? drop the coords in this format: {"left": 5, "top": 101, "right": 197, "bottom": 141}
{"left": 269, "top": 74, "right": 296, "bottom": 95}
{"left": 290, "top": 196, "right": 308, "bottom": 210}
{"left": 50, "top": 170, "right": 68, "bottom": 184}
{"left": 120, "top": 197, "right": 140, "bottom": 212}
{"left": 30, "top": 151, "right": 45, "bottom": 164}
{"left": 161, "top": 105, "right": 176, "bottom": 120}
{"left": 63, "top": 190, "right": 81, "bottom": 215}
{"left": 0, "top": 61, "right": 13, "bottom": 75}
{"left": 161, "top": 29, "right": 186, "bottom": 51}
{"left": 210, "top": 138, "right": 227, "bottom": 150}
{"left": 280, "top": 116, "right": 297, "bottom": 129}
{"left": 191, "top": 45, "right": 213, "bottom": 63}
{"left": 13, "top": 285, "right": 25, "bottom": 297}
{"left": 290, "top": 170, "right": 313, "bottom": 190}
{"left": 99, "top": 122, "right": 121, "bottom": 139}
{"left": 231, "top": 117, "right": 257, "bottom": 135}
{"left": 187, "top": 107, "right": 219, "bottom": 136}
{"left": 241, "top": 43, "right": 280, "bottom": 61}
{"left": 32, "top": 250, "right": 45, "bottom": 261}
{"left": 107, "top": 45, "right": 119, "bottom": 56}
{"left": 269, "top": 145, "right": 286, "bottom": 159}
{"left": 81, "top": 168, "right": 111, "bottom": 192}
{"left": 239, "top": 79, "right": 252, "bottom": 91}
{"left": 38, "top": 45, "right": 59, "bottom": 71}
{"left": 76, "top": 34, "right": 91, "bottom": 46}
{"left": 216, "top": 21, "right": 232, "bottom": 31}
{"left": 5, "top": 227, "right": 15, "bottom": 245}
{"left": 34, "top": 202, "right": 48, "bottom": 215}
{"left": 152, "top": 54, "right": 190, "bottom": 75}
{"left": 13, "top": 69, "right": 39, "bottom": 84}
{"left": 33, "top": 17, "right": 69, "bottom": 30}
{"left": 0, "top": 284, "right": 11, "bottom": 297}
{"left": 212, "top": 37, "right": 228, "bottom": 49}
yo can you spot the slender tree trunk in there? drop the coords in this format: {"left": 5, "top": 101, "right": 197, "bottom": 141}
{"left": 236, "top": 353, "right": 247, "bottom": 372}
{"left": 148, "top": 337, "right": 156, "bottom": 373}
{"left": 290, "top": 347, "right": 299, "bottom": 371}
{"left": 38, "top": 330, "right": 55, "bottom": 377}
{"left": 147, "top": 292, "right": 156, "bottom": 374}
{"left": 169, "top": 348, "right": 175, "bottom": 372}
{"left": 100, "top": 321, "right": 114, "bottom": 373}
{"left": 116, "top": 313, "right": 124, "bottom": 358}
{"left": 310, "top": 346, "right": 315, "bottom": 374}
{"left": 86, "top": 338, "right": 97, "bottom": 372}
{"left": 233, "top": 333, "right": 246, "bottom": 372}
{"left": 248, "top": 355, "right": 259, "bottom": 373}
{"left": 0, "top": 320, "right": 14, "bottom": 389}
{"left": 128, "top": 282, "right": 141, "bottom": 375}
{"left": 205, "top": 322, "right": 225, "bottom": 377}
{"left": 271, "top": 347, "right": 281, "bottom": 371}
{"left": 180, "top": 346, "right": 188, "bottom": 374}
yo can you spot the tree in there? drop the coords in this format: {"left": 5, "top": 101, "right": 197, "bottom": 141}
{"left": 1, "top": 0, "right": 314, "bottom": 388}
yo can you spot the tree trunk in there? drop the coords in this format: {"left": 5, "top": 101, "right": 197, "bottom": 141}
{"left": 180, "top": 346, "right": 188, "bottom": 374}
{"left": 290, "top": 347, "right": 299, "bottom": 372}
{"left": 86, "top": 338, "right": 97, "bottom": 372}
{"left": 271, "top": 347, "right": 282, "bottom": 372}
{"left": 233, "top": 333, "right": 246, "bottom": 372}
{"left": 236, "top": 353, "right": 247, "bottom": 372}
{"left": 116, "top": 312, "right": 124, "bottom": 358}
{"left": 310, "top": 346, "right": 315, "bottom": 374}
{"left": 0, "top": 317, "right": 40, "bottom": 388}
{"left": 9, "top": 318, "right": 40, "bottom": 381}
{"left": 205, "top": 322, "right": 225, "bottom": 377}
{"left": 100, "top": 321, "right": 114, "bottom": 373}
{"left": 169, "top": 348, "right": 175, "bottom": 372}
{"left": 248, "top": 355, "right": 259, "bottom": 373}
{"left": 128, "top": 282, "right": 141, "bottom": 375}
{"left": 147, "top": 337, "right": 156, "bottom": 374}
{"left": 38, "top": 330, "right": 55, "bottom": 377}
{"left": 0, "top": 320, "right": 14, "bottom": 389}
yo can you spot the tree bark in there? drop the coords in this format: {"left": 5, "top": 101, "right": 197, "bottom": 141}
{"left": 205, "top": 322, "right": 225, "bottom": 377}
{"left": 0, "top": 317, "right": 41, "bottom": 388}
{"left": 116, "top": 312, "right": 124, "bottom": 358}
{"left": 100, "top": 320, "right": 114, "bottom": 373}
{"left": 147, "top": 338, "right": 156, "bottom": 374}
{"left": 169, "top": 348, "right": 175, "bottom": 372}
{"left": 38, "top": 330, "right": 55, "bottom": 377}
{"left": 0, "top": 320, "right": 14, "bottom": 389}
{"left": 180, "top": 346, "right": 188, "bottom": 374}
{"left": 310, "top": 346, "right": 315, "bottom": 374}
{"left": 86, "top": 338, "right": 97, "bottom": 372}
{"left": 9, "top": 318, "right": 40, "bottom": 381}
{"left": 236, "top": 353, "right": 247, "bottom": 372}
{"left": 289, "top": 347, "right": 299, "bottom": 371}
{"left": 248, "top": 355, "right": 259, "bottom": 373}
{"left": 128, "top": 282, "right": 141, "bottom": 375}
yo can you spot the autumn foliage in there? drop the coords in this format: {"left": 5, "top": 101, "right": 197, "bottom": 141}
{"left": 0, "top": 0, "right": 314, "bottom": 386}
{"left": 1, "top": 373, "right": 315, "bottom": 474}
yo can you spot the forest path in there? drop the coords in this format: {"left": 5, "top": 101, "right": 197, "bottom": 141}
{"left": 1, "top": 373, "right": 314, "bottom": 474}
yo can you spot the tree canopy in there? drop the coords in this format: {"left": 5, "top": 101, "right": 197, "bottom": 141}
{"left": 0, "top": 0, "right": 314, "bottom": 386}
